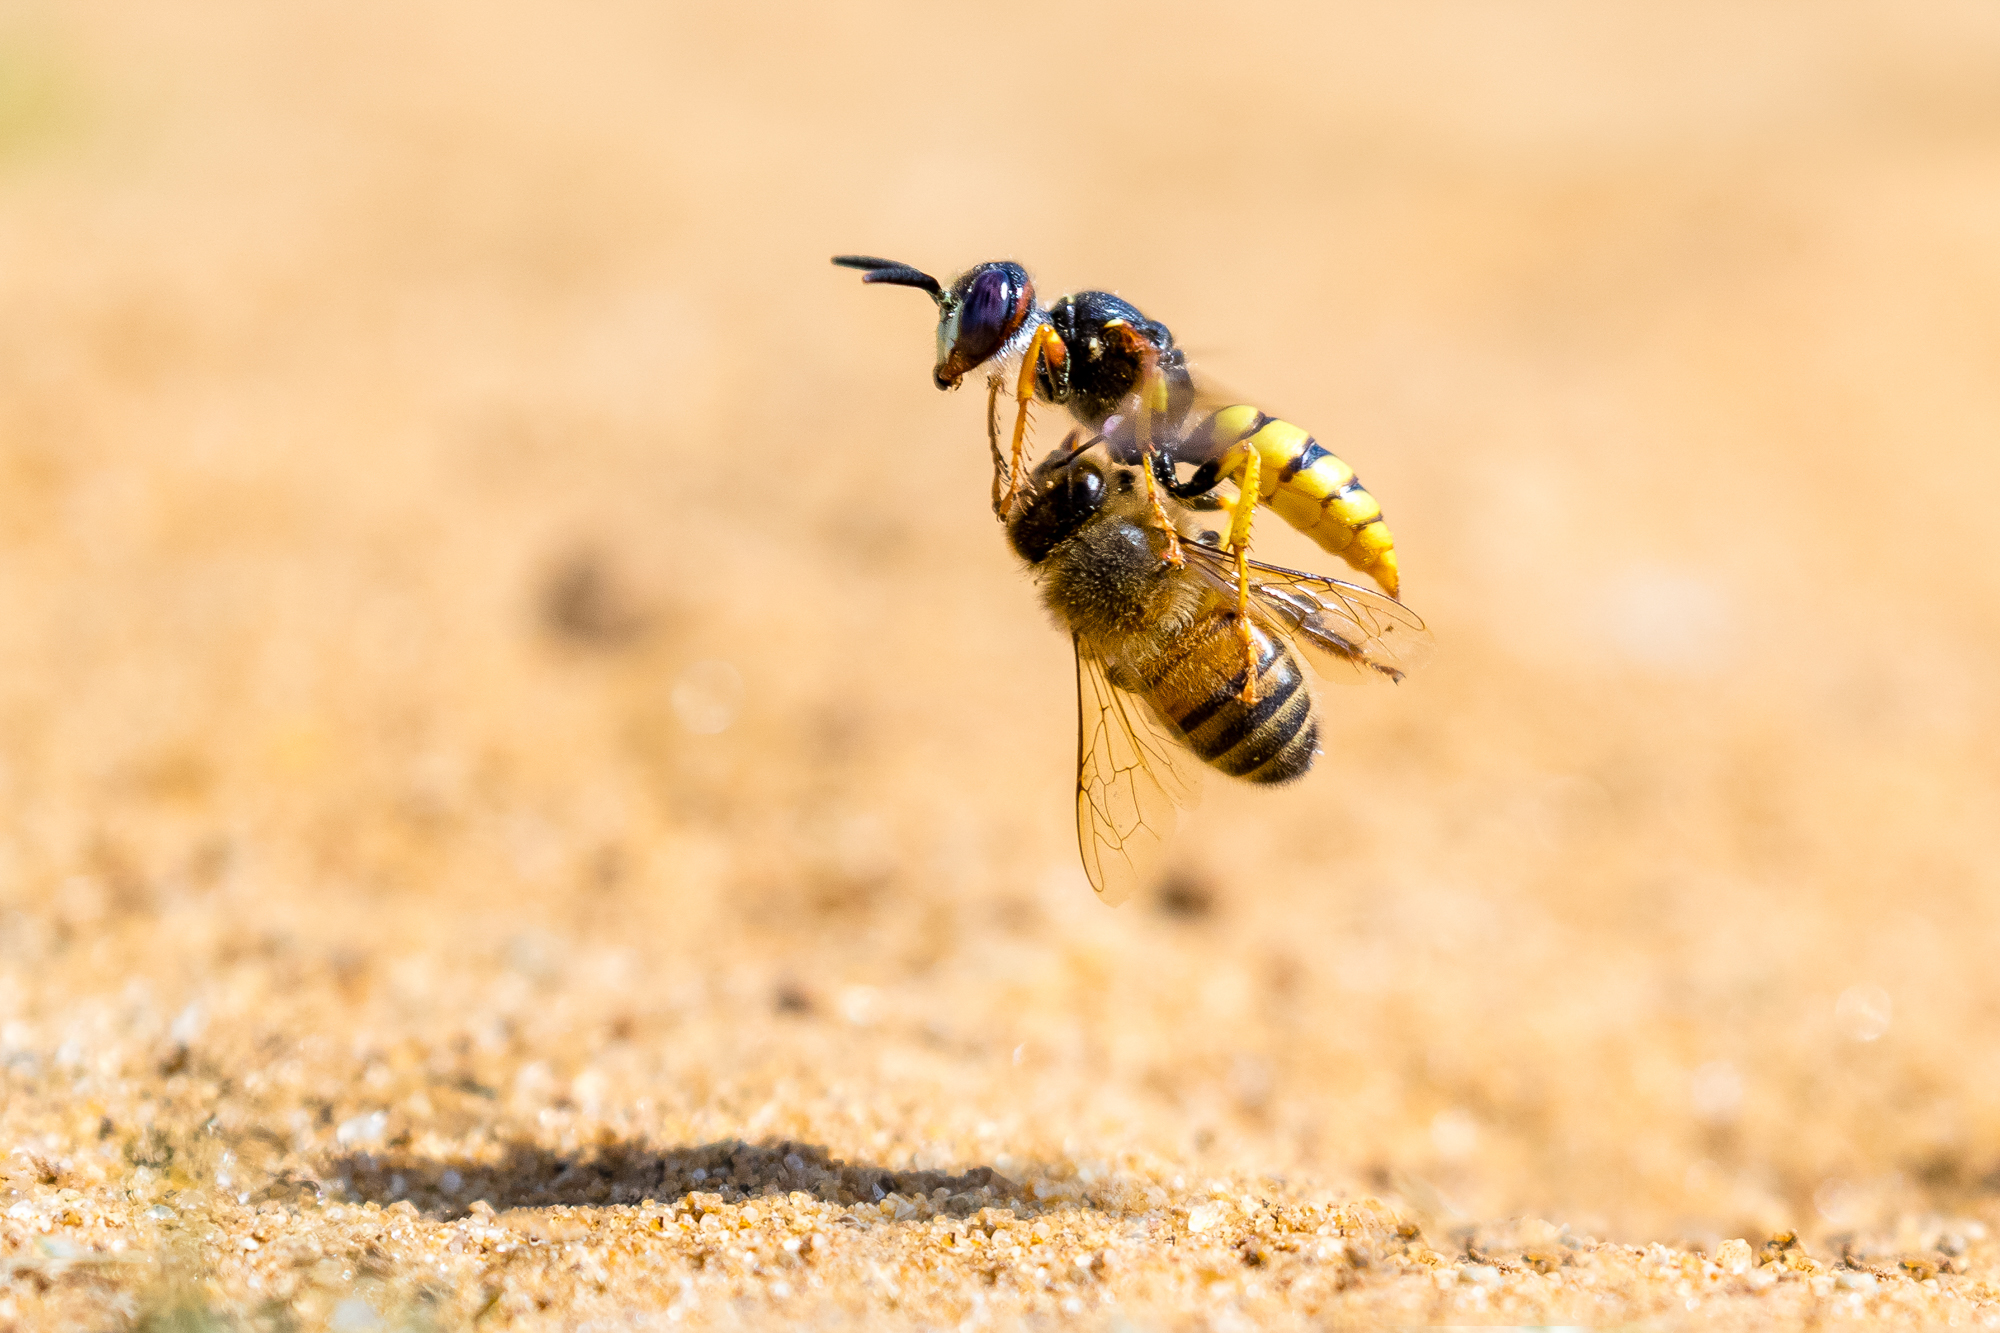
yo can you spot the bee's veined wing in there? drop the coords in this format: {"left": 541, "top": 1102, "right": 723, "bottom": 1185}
{"left": 1074, "top": 637, "right": 1203, "bottom": 906}
{"left": 1184, "top": 544, "right": 1435, "bottom": 684}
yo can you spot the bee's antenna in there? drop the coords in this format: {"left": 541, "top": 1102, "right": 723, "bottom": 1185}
{"left": 832, "top": 255, "right": 945, "bottom": 304}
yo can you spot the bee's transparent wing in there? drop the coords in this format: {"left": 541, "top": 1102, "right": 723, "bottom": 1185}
{"left": 1184, "top": 544, "right": 1435, "bottom": 684}
{"left": 1074, "top": 638, "right": 1203, "bottom": 905}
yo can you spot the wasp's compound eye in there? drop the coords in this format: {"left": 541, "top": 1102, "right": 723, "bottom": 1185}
{"left": 934, "top": 262, "right": 1033, "bottom": 388}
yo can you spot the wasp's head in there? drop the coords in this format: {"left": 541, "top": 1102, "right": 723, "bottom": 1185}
{"left": 832, "top": 256, "right": 1037, "bottom": 389}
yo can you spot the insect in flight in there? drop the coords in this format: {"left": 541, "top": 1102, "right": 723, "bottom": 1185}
{"left": 831, "top": 255, "right": 1405, "bottom": 629}
{"left": 1006, "top": 432, "right": 1432, "bottom": 904}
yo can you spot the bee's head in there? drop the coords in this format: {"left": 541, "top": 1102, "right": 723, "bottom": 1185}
{"left": 833, "top": 256, "right": 1037, "bottom": 389}
{"left": 1007, "top": 451, "right": 1106, "bottom": 565}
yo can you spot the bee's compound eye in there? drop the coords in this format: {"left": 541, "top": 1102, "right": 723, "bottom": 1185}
{"left": 934, "top": 262, "right": 1032, "bottom": 388}
{"left": 1008, "top": 463, "right": 1105, "bottom": 564}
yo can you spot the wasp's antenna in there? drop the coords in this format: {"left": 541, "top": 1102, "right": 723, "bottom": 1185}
{"left": 832, "top": 255, "right": 945, "bottom": 303}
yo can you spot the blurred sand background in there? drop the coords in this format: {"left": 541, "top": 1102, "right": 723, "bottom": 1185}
{"left": 4, "top": 1, "right": 2000, "bottom": 1327}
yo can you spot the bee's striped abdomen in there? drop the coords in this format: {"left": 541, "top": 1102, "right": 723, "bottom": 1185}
{"left": 1134, "top": 611, "right": 1317, "bottom": 785}
{"left": 1195, "top": 405, "right": 1401, "bottom": 598}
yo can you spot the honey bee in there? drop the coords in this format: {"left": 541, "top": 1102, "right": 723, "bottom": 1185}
{"left": 1007, "top": 434, "right": 1432, "bottom": 904}
{"left": 832, "top": 254, "right": 1404, "bottom": 601}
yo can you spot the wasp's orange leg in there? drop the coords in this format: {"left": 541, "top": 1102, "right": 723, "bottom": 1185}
{"left": 1222, "top": 445, "right": 1262, "bottom": 702}
{"left": 1141, "top": 456, "right": 1184, "bottom": 568}
{"left": 1000, "top": 324, "right": 1065, "bottom": 517}
{"left": 1105, "top": 324, "right": 1185, "bottom": 567}
{"left": 1132, "top": 342, "right": 1174, "bottom": 457}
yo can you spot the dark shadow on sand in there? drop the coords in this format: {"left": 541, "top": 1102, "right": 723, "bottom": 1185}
{"left": 322, "top": 1138, "right": 1018, "bottom": 1221}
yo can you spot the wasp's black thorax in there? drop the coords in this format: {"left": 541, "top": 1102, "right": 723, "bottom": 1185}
{"left": 1038, "top": 291, "right": 1196, "bottom": 432}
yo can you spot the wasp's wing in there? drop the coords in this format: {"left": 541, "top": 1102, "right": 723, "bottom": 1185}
{"left": 1184, "top": 544, "right": 1435, "bottom": 683}
{"left": 1073, "top": 637, "right": 1203, "bottom": 906}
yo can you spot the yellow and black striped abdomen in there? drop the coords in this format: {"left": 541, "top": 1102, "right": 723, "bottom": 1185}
{"left": 1197, "top": 405, "right": 1400, "bottom": 598}
{"left": 1128, "top": 606, "right": 1317, "bottom": 785}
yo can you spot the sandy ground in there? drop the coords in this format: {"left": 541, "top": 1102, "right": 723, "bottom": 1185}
{"left": 5, "top": 1, "right": 2000, "bottom": 1328}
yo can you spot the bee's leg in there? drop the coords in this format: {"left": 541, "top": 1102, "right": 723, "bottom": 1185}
{"left": 986, "top": 373, "right": 1007, "bottom": 517}
{"left": 1001, "top": 324, "right": 1065, "bottom": 517}
{"left": 1221, "top": 445, "right": 1262, "bottom": 703}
